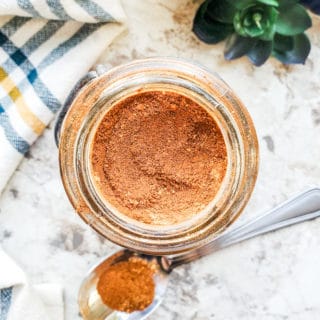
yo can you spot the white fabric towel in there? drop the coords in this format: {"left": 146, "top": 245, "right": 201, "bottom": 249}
{"left": 0, "top": 248, "right": 64, "bottom": 320}
{"left": 0, "top": 0, "right": 127, "bottom": 193}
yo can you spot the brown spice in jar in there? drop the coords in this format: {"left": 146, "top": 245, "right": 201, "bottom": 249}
{"left": 90, "top": 90, "right": 227, "bottom": 225}
{"left": 97, "top": 257, "right": 155, "bottom": 313}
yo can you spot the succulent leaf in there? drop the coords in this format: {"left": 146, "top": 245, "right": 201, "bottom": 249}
{"left": 273, "top": 33, "right": 294, "bottom": 51}
{"left": 206, "top": 0, "right": 237, "bottom": 23}
{"left": 276, "top": 4, "right": 312, "bottom": 35}
{"left": 234, "top": 4, "right": 279, "bottom": 40}
{"left": 193, "top": 1, "right": 234, "bottom": 44}
{"left": 278, "top": 0, "right": 299, "bottom": 8}
{"left": 224, "top": 34, "right": 257, "bottom": 60}
{"left": 257, "top": 0, "right": 279, "bottom": 6}
{"left": 235, "top": 0, "right": 261, "bottom": 9}
{"left": 272, "top": 33, "right": 311, "bottom": 64}
{"left": 247, "top": 40, "right": 273, "bottom": 65}
{"left": 235, "top": 0, "right": 278, "bottom": 9}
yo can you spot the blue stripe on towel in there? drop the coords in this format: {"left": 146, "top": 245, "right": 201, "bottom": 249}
{"left": 0, "top": 67, "right": 60, "bottom": 114}
{"left": 0, "top": 31, "right": 61, "bottom": 113}
{"left": 22, "top": 20, "right": 66, "bottom": 55}
{"left": 17, "top": 0, "right": 40, "bottom": 17}
{"left": 0, "top": 21, "right": 101, "bottom": 114}
{"left": 75, "top": 0, "right": 115, "bottom": 22}
{"left": 0, "top": 17, "right": 31, "bottom": 37}
{"left": 38, "top": 22, "right": 104, "bottom": 69}
{"left": 20, "top": 76, "right": 61, "bottom": 112}
{"left": 0, "top": 33, "right": 6, "bottom": 46}
{"left": 0, "top": 287, "right": 13, "bottom": 320}
{"left": 46, "top": 0, "right": 71, "bottom": 20}
{"left": 0, "top": 113, "right": 30, "bottom": 154}
{"left": 0, "top": 11, "right": 111, "bottom": 154}
{"left": 0, "top": 21, "right": 65, "bottom": 114}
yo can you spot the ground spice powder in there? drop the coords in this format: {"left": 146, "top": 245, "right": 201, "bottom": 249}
{"left": 91, "top": 90, "right": 227, "bottom": 225}
{"left": 97, "top": 258, "right": 155, "bottom": 313}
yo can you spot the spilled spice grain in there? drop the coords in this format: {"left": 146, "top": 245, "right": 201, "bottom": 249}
{"left": 90, "top": 90, "right": 227, "bottom": 225}
{"left": 97, "top": 257, "right": 155, "bottom": 313}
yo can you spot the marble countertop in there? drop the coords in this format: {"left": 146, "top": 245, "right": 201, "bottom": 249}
{"left": 1, "top": 1, "right": 320, "bottom": 319}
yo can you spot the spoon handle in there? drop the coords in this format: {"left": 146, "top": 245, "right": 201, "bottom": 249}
{"left": 165, "top": 188, "right": 320, "bottom": 271}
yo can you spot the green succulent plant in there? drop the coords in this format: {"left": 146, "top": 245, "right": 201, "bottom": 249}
{"left": 193, "top": 0, "right": 312, "bottom": 66}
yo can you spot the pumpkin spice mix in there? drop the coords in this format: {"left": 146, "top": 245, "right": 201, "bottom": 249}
{"left": 97, "top": 257, "right": 156, "bottom": 313}
{"left": 90, "top": 90, "right": 227, "bottom": 226}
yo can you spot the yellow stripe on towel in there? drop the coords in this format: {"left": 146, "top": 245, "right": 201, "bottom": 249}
{"left": 0, "top": 68, "right": 45, "bottom": 135}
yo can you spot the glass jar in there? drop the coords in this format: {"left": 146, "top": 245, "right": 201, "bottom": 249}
{"left": 58, "top": 57, "right": 259, "bottom": 255}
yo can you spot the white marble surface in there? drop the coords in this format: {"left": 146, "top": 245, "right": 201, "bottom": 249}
{"left": 1, "top": 1, "right": 320, "bottom": 319}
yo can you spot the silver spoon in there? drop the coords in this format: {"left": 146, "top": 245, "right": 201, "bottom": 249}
{"left": 78, "top": 188, "right": 320, "bottom": 320}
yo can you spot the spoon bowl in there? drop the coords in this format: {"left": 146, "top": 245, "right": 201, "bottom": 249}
{"left": 78, "top": 249, "right": 169, "bottom": 320}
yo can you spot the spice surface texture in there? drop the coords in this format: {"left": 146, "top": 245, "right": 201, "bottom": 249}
{"left": 91, "top": 90, "right": 227, "bottom": 225}
{"left": 97, "top": 257, "right": 155, "bottom": 313}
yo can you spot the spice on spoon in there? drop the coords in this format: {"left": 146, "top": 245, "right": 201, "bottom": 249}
{"left": 97, "top": 257, "right": 155, "bottom": 313}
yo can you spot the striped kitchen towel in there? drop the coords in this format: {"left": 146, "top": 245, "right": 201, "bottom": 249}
{"left": 0, "top": 0, "right": 127, "bottom": 193}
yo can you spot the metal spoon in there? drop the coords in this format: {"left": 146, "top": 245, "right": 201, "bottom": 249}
{"left": 78, "top": 188, "right": 320, "bottom": 320}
